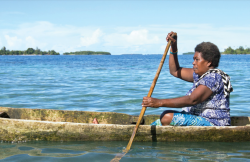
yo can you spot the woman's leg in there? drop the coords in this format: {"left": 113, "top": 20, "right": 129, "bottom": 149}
{"left": 169, "top": 112, "right": 214, "bottom": 126}
{"left": 160, "top": 110, "right": 214, "bottom": 126}
{"left": 160, "top": 110, "right": 179, "bottom": 126}
{"left": 152, "top": 110, "right": 214, "bottom": 126}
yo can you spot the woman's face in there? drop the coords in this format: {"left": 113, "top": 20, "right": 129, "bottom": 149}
{"left": 192, "top": 52, "right": 212, "bottom": 76}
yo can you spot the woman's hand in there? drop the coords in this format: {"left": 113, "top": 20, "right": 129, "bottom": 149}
{"left": 142, "top": 97, "right": 161, "bottom": 108}
{"left": 166, "top": 31, "right": 177, "bottom": 43}
{"left": 166, "top": 31, "right": 177, "bottom": 51}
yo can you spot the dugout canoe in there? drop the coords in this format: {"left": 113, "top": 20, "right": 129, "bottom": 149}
{"left": 0, "top": 107, "right": 250, "bottom": 142}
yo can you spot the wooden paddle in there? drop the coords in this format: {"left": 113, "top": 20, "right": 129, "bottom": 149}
{"left": 111, "top": 32, "right": 177, "bottom": 162}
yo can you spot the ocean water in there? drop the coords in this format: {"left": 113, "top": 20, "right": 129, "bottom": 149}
{"left": 1, "top": 54, "right": 250, "bottom": 161}
{"left": 1, "top": 141, "right": 250, "bottom": 162}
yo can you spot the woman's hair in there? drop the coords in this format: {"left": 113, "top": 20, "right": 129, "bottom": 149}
{"left": 195, "top": 42, "right": 221, "bottom": 68}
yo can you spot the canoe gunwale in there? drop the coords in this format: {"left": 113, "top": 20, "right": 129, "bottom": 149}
{"left": 1, "top": 107, "right": 250, "bottom": 126}
{"left": 1, "top": 117, "right": 250, "bottom": 128}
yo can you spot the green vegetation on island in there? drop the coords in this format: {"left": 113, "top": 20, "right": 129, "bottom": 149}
{"left": 183, "top": 46, "right": 250, "bottom": 55}
{"left": 222, "top": 46, "right": 250, "bottom": 54}
{"left": 63, "top": 51, "right": 111, "bottom": 55}
{"left": 0, "top": 46, "right": 60, "bottom": 55}
{"left": 121, "top": 54, "right": 142, "bottom": 55}
{"left": 183, "top": 52, "right": 195, "bottom": 55}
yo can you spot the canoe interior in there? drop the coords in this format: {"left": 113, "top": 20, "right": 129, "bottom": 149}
{"left": 0, "top": 107, "right": 249, "bottom": 126}
{"left": 0, "top": 107, "right": 159, "bottom": 125}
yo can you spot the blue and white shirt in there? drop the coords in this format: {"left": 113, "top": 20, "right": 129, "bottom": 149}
{"left": 182, "top": 70, "right": 232, "bottom": 126}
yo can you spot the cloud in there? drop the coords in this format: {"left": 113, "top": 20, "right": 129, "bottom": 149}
{"left": 104, "top": 29, "right": 159, "bottom": 47}
{"left": 126, "top": 29, "right": 159, "bottom": 45}
{"left": 80, "top": 29, "right": 102, "bottom": 47}
{"left": 0, "top": 21, "right": 250, "bottom": 54}
{"left": 4, "top": 35, "right": 22, "bottom": 48}
{"left": 25, "top": 36, "right": 36, "bottom": 48}
{"left": 1, "top": 21, "right": 102, "bottom": 53}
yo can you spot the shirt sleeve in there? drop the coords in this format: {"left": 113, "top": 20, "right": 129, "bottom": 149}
{"left": 197, "top": 73, "right": 222, "bottom": 93}
{"left": 193, "top": 72, "right": 199, "bottom": 83}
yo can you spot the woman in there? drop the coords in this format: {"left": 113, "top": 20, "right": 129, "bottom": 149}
{"left": 142, "top": 32, "right": 233, "bottom": 126}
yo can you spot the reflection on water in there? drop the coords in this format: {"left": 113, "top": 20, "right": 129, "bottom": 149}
{"left": 1, "top": 141, "right": 250, "bottom": 161}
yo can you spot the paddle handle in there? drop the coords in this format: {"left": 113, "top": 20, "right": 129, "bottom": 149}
{"left": 125, "top": 32, "right": 177, "bottom": 152}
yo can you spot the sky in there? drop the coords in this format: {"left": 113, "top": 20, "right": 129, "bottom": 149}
{"left": 0, "top": 0, "right": 250, "bottom": 55}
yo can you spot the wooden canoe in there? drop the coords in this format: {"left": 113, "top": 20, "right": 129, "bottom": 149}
{"left": 0, "top": 107, "right": 250, "bottom": 142}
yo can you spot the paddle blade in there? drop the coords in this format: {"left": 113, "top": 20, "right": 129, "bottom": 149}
{"left": 110, "top": 151, "right": 127, "bottom": 162}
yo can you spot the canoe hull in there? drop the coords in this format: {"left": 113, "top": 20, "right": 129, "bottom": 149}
{"left": 1, "top": 118, "right": 250, "bottom": 142}
{"left": 1, "top": 107, "right": 250, "bottom": 142}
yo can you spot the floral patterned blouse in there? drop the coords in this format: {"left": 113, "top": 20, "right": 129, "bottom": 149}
{"left": 182, "top": 71, "right": 231, "bottom": 126}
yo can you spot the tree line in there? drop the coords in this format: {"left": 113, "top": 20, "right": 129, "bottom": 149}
{"left": 184, "top": 46, "right": 250, "bottom": 55}
{"left": 222, "top": 46, "right": 250, "bottom": 54}
{"left": 63, "top": 51, "right": 111, "bottom": 55}
{"left": 183, "top": 52, "right": 195, "bottom": 55}
{"left": 0, "top": 46, "right": 60, "bottom": 55}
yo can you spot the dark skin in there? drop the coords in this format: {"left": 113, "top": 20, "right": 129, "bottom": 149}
{"left": 142, "top": 32, "right": 214, "bottom": 126}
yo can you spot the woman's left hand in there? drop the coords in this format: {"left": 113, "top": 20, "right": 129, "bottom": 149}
{"left": 142, "top": 97, "right": 161, "bottom": 108}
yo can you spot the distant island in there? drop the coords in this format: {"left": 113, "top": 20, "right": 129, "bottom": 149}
{"left": 121, "top": 54, "right": 142, "bottom": 55}
{"left": 63, "top": 51, "right": 111, "bottom": 55}
{"left": 183, "top": 46, "right": 250, "bottom": 55}
{"left": 0, "top": 46, "right": 59, "bottom": 55}
{"left": 222, "top": 46, "right": 250, "bottom": 54}
{"left": 183, "top": 52, "right": 194, "bottom": 55}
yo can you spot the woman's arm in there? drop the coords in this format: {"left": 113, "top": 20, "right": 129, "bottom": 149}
{"left": 167, "top": 32, "right": 193, "bottom": 82}
{"left": 142, "top": 84, "right": 213, "bottom": 108}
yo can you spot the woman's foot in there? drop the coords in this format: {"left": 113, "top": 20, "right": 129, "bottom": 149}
{"left": 92, "top": 118, "right": 99, "bottom": 124}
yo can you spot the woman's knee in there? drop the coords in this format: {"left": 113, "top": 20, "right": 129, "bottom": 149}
{"left": 160, "top": 110, "right": 177, "bottom": 120}
{"left": 160, "top": 111, "right": 174, "bottom": 126}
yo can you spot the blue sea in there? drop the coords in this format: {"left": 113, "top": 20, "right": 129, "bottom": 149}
{"left": 1, "top": 55, "right": 250, "bottom": 161}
